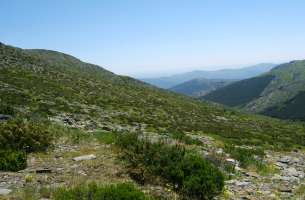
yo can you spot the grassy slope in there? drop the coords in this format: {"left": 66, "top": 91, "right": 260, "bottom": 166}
{"left": 169, "top": 78, "right": 234, "bottom": 97}
{"left": 203, "top": 75, "right": 274, "bottom": 107}
{"left": 202, "top": 60, "right": 305, "bottom": 121}
{"left": 0, "top": 42, "right": 304, "bottom": 149}
{"left": 263, "top": 90, "right": 305, "bottom": 121}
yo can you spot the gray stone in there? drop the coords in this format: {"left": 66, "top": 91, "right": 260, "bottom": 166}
{"left": 226, "top": 158, "right": 238, "bottom": 164}
{"left": 245, "top": 172, "right": 259, "bottom": 178}
{"left": 285, "top": 167, "right": 299, "bottom": 177}
{"left": 0, "top": 115, "right": 12, "bottom": 121}
{"left": 275, "top": 162, "right": 287, "bottom": 169}
{"left": 278, "top": 156, "right": 291, "bottom": 164}
{"left": 0, "top": 188, "right": 12, "bottom": 195}
{"left": 235, "top": 181, "right": 251, "bottom": 187}
{"left": 278, "top": 186, "right": 292, "bottom": 193}
{"left": 72, "top": 154, "right": 96, "bottom": 161}
{"left": 35, "top": 168, "right": 52, "bottom": 173}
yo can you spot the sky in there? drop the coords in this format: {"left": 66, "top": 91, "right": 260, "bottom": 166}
{"left": 1, "top": 0, "right": 305, "bottom": 77}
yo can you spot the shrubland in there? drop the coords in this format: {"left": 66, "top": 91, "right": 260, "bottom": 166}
{"left": 115, "top": 132, "right": 224, "bottom": 200}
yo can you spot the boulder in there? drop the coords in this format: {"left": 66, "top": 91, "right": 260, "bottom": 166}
{"left": 0, "top": 188, "right": 12, "bottom": 195}
{"left": 72, "top": 154, "right": 96, "bottom": 161}
{"left": 0, "top": 115, "right": 12, "bottom": 121}
{"left": 278, "top": 156, "right": 291, "bottom": 164}
{"left": 285, "top": 167, "right": 299, "bottom": 177}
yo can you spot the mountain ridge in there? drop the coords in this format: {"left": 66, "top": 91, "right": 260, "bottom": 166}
{"left": 202, "top": 60, "right": 305, "bottom": 121}
{"left": 142, "top": 63, "right": 276, "bottom": 89}
{"left": 169, "top": 78, "right": 236, "bottom": 97}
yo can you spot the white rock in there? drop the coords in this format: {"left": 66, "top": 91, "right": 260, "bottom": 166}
{"left": 0, "top": 188, "right": 12, "bottom": 195}
{"left": 226, "top": 158, "right": 238, "bottom": 165}
{"left": 216, "top": 148, "right": 223, "bottom": 154}
{"left": 235, "top": 181, "right": 251, "bottom": 187}
{"left": 278, "top": 156, "right": 291, "bottom": 164}
{"left": 72, "top": 154, "right": 96, "bottom": 161}
{"left": 285, "top": 167, "right": 299, "bottom": 177}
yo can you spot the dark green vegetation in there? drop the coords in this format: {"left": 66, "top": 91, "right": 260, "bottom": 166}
{"left": 202, "top": 60, "right": 305, "bottom": 121}
{"left": 171, "top": 131, "right": 203, "bottom": 145}
{"left": 115, "top": 133, "right": 225, "bottom": 200}
{"left": 203, "top": 75, "right": 274, "bottom": 107}
{"left": 263, "top": 91, "right": 305, "bottom": 121}
{"left": 54, "top": 183, "right": 155, "bottom": 200}
{"left": 0, "top": 120, "right": 53, "bottom": 171}
{"left": 0, "top": 120, "right": 52, "bottom": 152}
{"left": 170, "top": 78, "right": 235, "bottom": 97}
{"left": 0, "top": 150, "right": 27, "bottom": 171}
{"left": 142, "top": 63, "right": 275, "bottom": 89}
{"left": 0, "top": 42, "right": 304, "bottom": 150}
{"left": 224, "top": 145, "right": 265, "bottom": 169}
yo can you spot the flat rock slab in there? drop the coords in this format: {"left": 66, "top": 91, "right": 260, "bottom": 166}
{"left": 35, "top": 168, "right": 52, "bottom": 173}
{"left": 0, "top": 188, "right": 12, "bottom": 195}
{"left": 0, "top": 115, "right": 12, "bottom": 121}
{"left": 72, "top": 154, "right": 96, "bottom": 161}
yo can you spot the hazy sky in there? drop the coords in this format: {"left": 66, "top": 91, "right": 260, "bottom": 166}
{"left": 1, "top": 0, "right": 305, "bottom": 77}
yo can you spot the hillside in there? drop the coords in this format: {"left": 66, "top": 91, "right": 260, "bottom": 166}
{"left": 202, "top": 60, "right": 305, "bottom": 121}
{"left": 169, "top": 78, "right": 235, "bottom": 97}
{"left": 141, "top": 63, "right": 275, "bottom": 89}
{"left": 1, "top": 42, "right": 304, "bottom": 148}
{"left": 0, "top": 43, "right": 305, "bottom": 199}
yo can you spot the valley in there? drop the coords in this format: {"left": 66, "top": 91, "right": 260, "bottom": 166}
{"left": 0, "top": 43, "right": 304, "bottom": 199}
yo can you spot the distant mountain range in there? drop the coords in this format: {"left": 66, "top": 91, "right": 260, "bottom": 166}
{"left": 141, "top": 63, "right": 276, "bottom": 89}
{"left": 202, "top": 60, "right": 305, "bottom": 121}
{"left": 169, "top": 78, "right": 236, "bottom": 97}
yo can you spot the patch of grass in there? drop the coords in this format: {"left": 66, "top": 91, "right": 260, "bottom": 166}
{"left": 171, "top": 131, "right": 203, "bottom": 145}
{"left": 94, "top": 131, "right": 116, "bottom": 144}
{"left": 53, "top": 182, "right": 155, "bottom": 200}
{"left": 205, "top": 152, "right": 235, "bottom": 177}
{"left": 0, "top": 150, "right": 27, "bottom": 171}
{"left": 295, "top": 184, "right": 305, "bottom": 199}
{"left": 256, "top": 163, "right": 280, "bottom": 176}
{"left": 115, "top": 132, "right": 224, "bottom": 200}
{"left": 224, "top": 145, "right": 265, "bottom": 169}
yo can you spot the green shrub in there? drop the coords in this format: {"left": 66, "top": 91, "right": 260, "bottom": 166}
{"left": 224, "top": 145, "right": 265, "bottom": 168}
{"left": 94, "top": 131, "right": 116, "bottom": 144}
{"left": 0, "top": 120, "right": 53, "bottom": 152}
{"left": 181, "top": 154, "right": 225, "bottom": 200}
{"left": 53, "top": 183, "right": 154, "bottom": 200}
{"left": 0, "top": 150, "right": 27, "bottom": 171}
{"left": 116, "top": 133, "right": 224, "bottom": 200}
{"left": 0, "top": 103, "right": 15, "bottom": 116}
{"left": 171, "top": 132, "right": 203, "bottom": 145}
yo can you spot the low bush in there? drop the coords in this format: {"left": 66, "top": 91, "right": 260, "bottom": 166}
{"left": 224, "top": 145, "right": 265, "bottom": 168}
{"left": 171, "top": 131, "right": 203, "bottom": 145}
{"left": 0, "top": 103, "right": 15, "bottom": 116}
{"left": 94, "top": 131, "right": 116, "bottom": 144}
{"left": 0, "top": 119, "right": 53, "bottom": 152}
{"left": 0, "top": 150, "right": 27, "bottom": 171}
{"left": 115, "top": 133, "right": 224, "bottom": 200}
{"left": 53, "top": 182, "right": 154, "bottom": 200}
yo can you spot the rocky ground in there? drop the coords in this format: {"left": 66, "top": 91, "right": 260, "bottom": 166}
{"left": 223, "top": 151, "right": 305, "bottom": 200}
{"left": 0, "top": 130, "right": 304, "bottom": 200}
